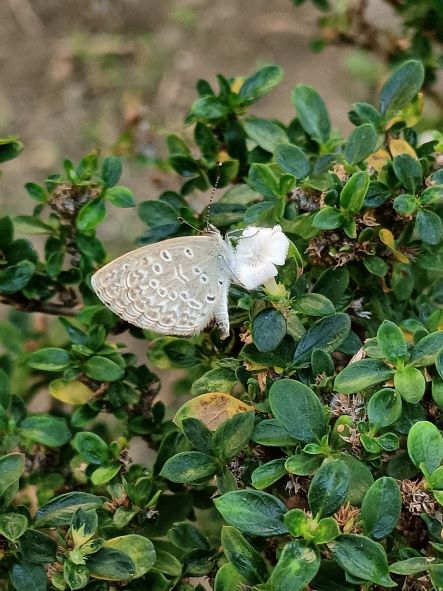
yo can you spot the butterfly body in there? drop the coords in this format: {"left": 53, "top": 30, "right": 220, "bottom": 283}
{"left": 91, "top": 225, "right": 289, "bottom": 339}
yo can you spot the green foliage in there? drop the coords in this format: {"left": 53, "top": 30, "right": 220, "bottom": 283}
{"left": 0, "top": 55, "right": 442, "bottom": 591}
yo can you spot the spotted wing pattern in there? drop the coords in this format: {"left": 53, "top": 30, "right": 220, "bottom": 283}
{"left": 91, "top": 234, "right": 232, "bottom": 336}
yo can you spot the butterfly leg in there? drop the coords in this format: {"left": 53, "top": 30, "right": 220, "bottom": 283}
{"left": 214, "top": 284, "right": 230, "bottom": 339}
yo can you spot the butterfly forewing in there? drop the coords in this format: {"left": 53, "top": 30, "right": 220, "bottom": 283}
{"left": 91, "top": 234, "right": 231, "bottom": 336}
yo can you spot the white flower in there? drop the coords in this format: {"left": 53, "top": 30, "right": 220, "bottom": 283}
{"left": 232, "top": 225, "right": 290, "bottom": 290}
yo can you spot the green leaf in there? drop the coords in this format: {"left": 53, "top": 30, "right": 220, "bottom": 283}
{"left": 269, "top": 379, "right": 326, "bottom": 442}
{"left": 169, "top": 522, "right": 210, "bottom": 551}
{"left": 274, "top": 143, "right": 310, "bottom": 178}
{"left": 252, "top": 308, "right": 286, "bottom": 352}
{"left": 361, "top": 477, "right": 401, "bottom": 539}
{"left": 437, "top": 349, "right": 443, "bottom": 380}
{"left": 334, "top": 359, "right": 394, "bottom": 394}
{"left": 344, "top": 124, "right": 378, "bottom": 165}
{"left": 191, "top": 96, "right": 230, "bottom": 120}
{"left": 293, "top": 313, "right": 351, "bottom": 367}
{"left": 212, "top": 412, "right": 255, "bottom": 461}
{"left": 0, "top": 216, "right": 14, "bottom": 249}
{"left": 214, "top": 563, "right": 248, "bottom": 591}
{"left": 0, "top": 136, "right": 23, "bottom": 163}
{"left": 73, "top": 432, "right": 109, "bottom": 464}
{"left": 11, "top": 562, "right": 47, "bottom": 591}
{"left": 339, "top": 171, "right": 370, "bottom": 214}
{"left": 0, "top": 260, "right": 35, "bottom": 293}
{"left": 0, "top": 453, "right": 25, "bottom": 498}
{"left": 91, "top": 464, "right": 121, "bottom": 485}
{"left": 393, "top": 194, "right": 417, "bottom": 216}
{"left": 20, "top": 530, "right": 57, "bottom": 563}
{"left": 389, "top": 557, "right": 438, "bottom": 575}
{"left": 312, "top": 206, "right": 343, "bottom": 230}
{"left": 243, "top": 117, "right": 288, "bottom": 153}
{"left": 251, "top": 419, "right": 298, "bottom": 447}
{"left": 84, "top": 356, "right": 124, "bottom": 382}
{"left": 239, "top": 65, "right": 283, "bottom": 103}
{"left": 267, "top": 540, "right": 320, "bottom": 591}
{"left": 415, "top": 209, "right": 443, "bottom": 245}
{"left": 430, "top": 563, "right": 443, "bottom": 589}
{"left": 394, "top": 366, "right": 425, "bottom": 403}
{"left": 0, "top": 513, "right": 27, "bottom": 541}
{"left": 20, "top": 415, "right": 71, "bottom": 447}
{"left": 377, "top": 320, "right": 408, "bottom": 362}
{"left": 285, "top": 453, "right": 323, "bottom": 476}
{"left": 308, "top": 459, "right": 350, "bottom": 517}
{"left": 367, "top": 388, "right": 402, "bottom": 427}
{"left": 160, "top": 452, "right": 217, "bottom": 483}
{"left": 221, "top": 526, "right": 267, "bottom": 583}
{"left": 363, "top": 255, "right": 388, "bottom": 278}
{"left": 313, "top": 517, "right": 341, "bottom": 545}
{"left": 24, "top": 183, "right": 48, "bottom": 202}
{"left": 393, "top": 154, "right": 423, "bottom": 194}
{"left": 251, "top": 459, "right": 287, "bottom": 490}
{"left": 214, "top": 490, "right": 288, "bottom": 536}
{"left": 292, "top": 294, "right": 335, "bottom": 317}
{"left": 27, "top": 347, "right": 71, "bottom": 371}
{"left": 410, "top": 331, "right": 443, "bottom": 366}
{"left": 407, "top": 420, "right": 443, "bottom": 474}
{"left": 191, "top": 367, "right": 237, "bottom": 395}
{"left": 13, "top": 216, "right": 53, "bottom": 235}
{"left": 333, "top": 534, "right": 396, "bottom": 587}
{"left": 34, "top": 492, "right": 103, "bottom": 527}
{"left": 313, "top": 267, "right": 349, "bottom": 305}
{"left": 63, "top": 561, "right": 89, "bottom": 590}
{"left": 339, "top": 454, "right": 374, "bottom": 505}
{"left": 100, "top": 535, "right": 156, "bottom": 579}
{"left": 105, "top": 185, "right": 135, "bottom": 208}
{"left": 87, "top": 548, "right": 135, "bottom": 580}
{"left": 248, "top": 163, "right": 280, "bottom": 196}
{"left": 76, "top": 198, "right": 106, "bottom": 232}
{"left": 102, "top": 156, "right": 122, "bottom": 187}
{"left": 181, "top": 418, "right": 213, "bottom": 453}
{"left": 379, "top": 59, "right": 425, "bottom": 116}
{"left": 292, "top": 85, "right": 330, "bottom": 143}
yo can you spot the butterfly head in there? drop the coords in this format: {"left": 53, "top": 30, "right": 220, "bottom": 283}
{"left": 232, "top": 225, "right": 290, "bottom": 290}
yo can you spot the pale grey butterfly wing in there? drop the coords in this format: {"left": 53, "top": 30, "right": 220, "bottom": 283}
{"left": 91, "top": 233, "right": 232, "bottom": 338}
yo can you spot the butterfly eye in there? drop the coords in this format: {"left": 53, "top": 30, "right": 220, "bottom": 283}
{"left": 152, "top": 263, "right": 164, "bottom": 274}
{"left": 184, "top": 248, "right": 194, "bottom": 258}
{"left": 149, "top": 279, "right": 159, "bottom": 289}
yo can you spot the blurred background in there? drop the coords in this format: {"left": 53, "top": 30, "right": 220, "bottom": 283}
{"left": 3, "top": 0, "right": 436, "bottom": 250}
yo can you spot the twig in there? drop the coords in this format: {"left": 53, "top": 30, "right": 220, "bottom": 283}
{"left": 0, "top": 294, "right": 80, "bottom": 317}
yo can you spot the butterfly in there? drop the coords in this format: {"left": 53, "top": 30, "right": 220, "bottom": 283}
{"left": 91, "top": 225, "right": 289, "bottom": 339}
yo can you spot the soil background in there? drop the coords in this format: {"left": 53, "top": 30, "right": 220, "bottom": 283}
{"left": 0, "top": 0, "right": 396, "bottom": 250}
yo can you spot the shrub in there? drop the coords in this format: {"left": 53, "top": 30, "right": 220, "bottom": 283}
{"left": 0, "top": 57, "right": 443, "bottom": 591}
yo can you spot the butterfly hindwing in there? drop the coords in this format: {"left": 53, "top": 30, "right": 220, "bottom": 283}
{"left": 91, "top": 234, "right": 231, "bottom": 336}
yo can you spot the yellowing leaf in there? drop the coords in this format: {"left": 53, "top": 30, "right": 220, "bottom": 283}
{"left": 366, "top": 149, "right": 390, "bottom": 172}
{"left": 217, "top": 150, "right": 231, "bottom": 162}
{"left": 49, "top": 379, "right": 94, "bottom": 405}
{"left": 231, "top": 77, "right": 245, "bottom": 94}
{"left": 174, "top": 392, "right": 254, "bottom": 431}
{"left": 379, "top": 229, "right": 409, "bottom": 264}
{"left": 389, "top": 138, "right": 417, "bottom": 159}
{"left": 386, "top": 92, "right": 423, "bottom": 130}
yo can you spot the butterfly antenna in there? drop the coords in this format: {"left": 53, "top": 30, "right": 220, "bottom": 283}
{"left": 206, "top": 161, "right": 222, "bottom": 230}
